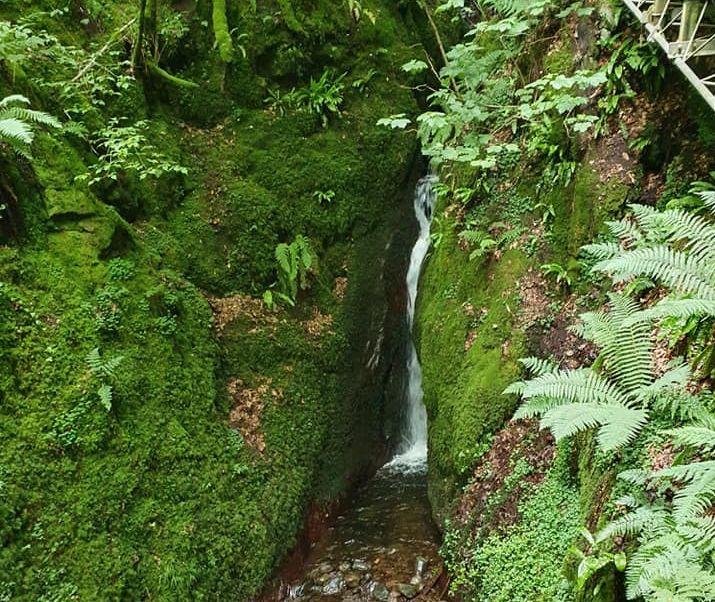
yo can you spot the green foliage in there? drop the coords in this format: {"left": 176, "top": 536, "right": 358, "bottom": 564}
{"left": 585, "top": 404, "right": 715, "bottom": 601}
{"left": 346, "top": 0, "right": 376, "bottom": 24}
{"left": 540, "top": 262, "right": 573, "bottom": 288}
{"left": 312, "top": 189, "right": 336, "bottom": 205}
{"left": 265, "top": 70, "right": 346, "bottom": 126}
{"left": 443, "top": 450, "right": 580, "bottom": 602}
{"left": 583, "top": 189, "right": 715, "bottom": 377}
{"left": 506, "top": 293, "right": 691, "bottom": 451}
{"left": 86, "top": 347, "right": 124, "bottom": 411}
{"left": 379, "top": 2, "right": 608, "bottom": 178}
{"left": 76, "top": 118, "right": 188, "bottom": 186}
{"left": 0, "top": 95, "right": 59, "bottom": 158}
{"left": 269, "top": 235, "right": 314, "bottom": 306}
{"left": 295, "top": 70, "right": 347, "bottom": 127}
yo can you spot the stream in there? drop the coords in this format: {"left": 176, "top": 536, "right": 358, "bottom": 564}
{"left": 283, "top": 178, "right": 442, "bottom": 602}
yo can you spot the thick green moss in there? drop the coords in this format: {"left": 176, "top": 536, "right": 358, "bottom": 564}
{"left": 417, "top": 207, "right": 529, "bottom": 514}
{"left": 211, "top": 0, "right": 234, "bottom": 63}
{"left": 0, "top": 0, "right": 425, "bottom": 598}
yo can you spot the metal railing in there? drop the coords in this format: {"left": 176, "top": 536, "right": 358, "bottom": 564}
{"left": 622, "top": 0, "right": 715, "bottom": 110}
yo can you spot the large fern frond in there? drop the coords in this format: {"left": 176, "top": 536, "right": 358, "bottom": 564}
{"left": 581, "top": 241, "right": 623, "bottom": 261}
{"left": 509, "top": 367, "right": 634, "bottom": 409}
{"left": 593, "top": 246, "right": 715, "bottom": 300}
{"left": 0, "top": 117, "right": 33, "bottom": 145}
{"left": 580, "top": 294, "right": 654, "bottom": 395}
{"left": 540, "top": 402, "right": 649, "bottom": 451}
{"left": 669, "top": 425, "right": 715, "bottom": 453}
{"left": 634, "top": 298, "right": 715, "bottom": 324}
{"left": 655, "top": 461, "right": 715, "bottom": 483}
{"left": 698, "top": 190, "right": 715, "bottom": 212}
{"left": 595, "top": 505, "right": 668, "bottom": 543}
{"left": 636, "top": 362, "right": 691, "bottom": 403}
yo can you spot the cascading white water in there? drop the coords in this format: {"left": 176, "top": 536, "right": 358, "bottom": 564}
{"left": 388, "top": 176, "right": 437, "bottom": 471}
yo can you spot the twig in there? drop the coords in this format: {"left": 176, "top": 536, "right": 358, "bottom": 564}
{"left": 74, "top": 18, "right": 136, "bottom": 82}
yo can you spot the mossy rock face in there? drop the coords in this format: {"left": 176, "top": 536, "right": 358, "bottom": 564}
{"left": 0, "top": 0, "right": 427, "bottom": 597}
{"left": 416, "top": 204, "right": 529, "bottom": 515}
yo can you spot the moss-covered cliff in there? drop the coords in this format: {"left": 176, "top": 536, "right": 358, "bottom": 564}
{"left": 0, "top": 0, "right": 433, "bottom": 598}
{"left": 413, "top": 2, "right": 715, "bottom": 600}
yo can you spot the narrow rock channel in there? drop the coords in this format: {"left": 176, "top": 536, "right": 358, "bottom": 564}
{"left": 282, "top": 178, "right": 443, "bottom": 602}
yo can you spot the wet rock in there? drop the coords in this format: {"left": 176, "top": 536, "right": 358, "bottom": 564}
{"left": 397, "top": 583, "right": 419, "bottom": 599}
{"left": 370, "top": 582, "right": 390, "bottom": 601}
{"left": 312, "top": 562, "right": 332, "bottom": 578}
{"left": 323, "top": 574, "right": 346, "bottom": 595}
{"left": 353, "top": 559, "right": 370, "bottom": 572}
{"left": 314, "top": 572, "right": 332, "bottom": 586}
{"left": 415, "top": 556, "right": 427, "bottom": 576}
{"left": 339, "top": 561, "right": 352, "bottom": 572}
{"left": 345, "top": 571, "right": 362, "bottom": 589}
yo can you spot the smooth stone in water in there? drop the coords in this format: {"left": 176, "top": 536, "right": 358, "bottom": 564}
{"left": 397, "top": 583, "right": 419, "bottom": 599}
{"left": 370, "top": 582, "right": 390, "bottom": 602}
{"left": 339, "top": 561, "right": 351, "bottom": 572}
{"left": 323, "top": 574, "right": 346, "bottom": 595}
{"left": 353, "top": 559, "right": 370, "bottom": 572}
{"left": 345, "top": 571, "right": 362, "bottom": 589}
{"left": 415, "top": 556, "right": 427, "bottom": 576}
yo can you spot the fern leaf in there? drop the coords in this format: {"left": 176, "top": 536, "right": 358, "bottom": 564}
{"left": 512, "top": 395, "right": 562, "bottom": 420}
{"left": 0, "top": 94, "right": 30, "bottom": 108}
{"left": 0, "top": 117, "right": 33, "bottom": 145}
{"left": 634, "top": 298, "right": 715, "bottom": 324}
{"left": 86, "top": 347, "right": 102, "bottom": 373}
{"left": 669, "top": 426, "right": 715, "bottom": 453}
{"left": 636, "top": 362, "right": 691, "bottom": 402}
{"left": 655, "top": 461, "right": 715, "bottom": 483}
{"left": 97, "top": 384, "right": 113, "bottom": 411}
{"left": 698, "top": 190, "right": 715, "bottom": 213}
{"left": 518, "top": 356, "right": 557, "bottom": 376}
{"left": 514, "top": 368, "right": 633, "bottom": 408}
{"left": 581, "top": 241, "right": 623, "bottom": 261}
{"left": 595, "top": 505, "right": 667, "bottom": 543}
{"left": 540, "top": 402, "right": 648, "bottom": 450}
{"left": 593, "top": 246, "right": 715, "bottom": 300}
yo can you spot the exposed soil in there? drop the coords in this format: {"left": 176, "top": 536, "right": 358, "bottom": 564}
{"left": 227, "top": 377, "right": 283, "bottom": 454}
{"left": 456, "top": 419, "right": 556, "bottom": 534}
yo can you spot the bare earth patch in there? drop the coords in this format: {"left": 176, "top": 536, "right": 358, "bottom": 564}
{"left": 227, "top": 377, "right": 283, "bottom": 455}
{"left": 456, "top": 419, "right": 556, "bottom": 534}
{"left": 208, "top": 294, "right": 278, "bottom": 335}
{"left": 303, "top": 308, "right": 334, "bottom": 338}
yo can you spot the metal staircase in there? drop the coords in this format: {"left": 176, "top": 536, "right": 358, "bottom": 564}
{"left": 622, "top": 0, "right": 715, "bottom": 110}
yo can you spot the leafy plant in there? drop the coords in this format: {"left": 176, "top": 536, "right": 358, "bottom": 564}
{"left": 312, "top": 189, "right": 335, "bottom": 205}
{"left": 294, "top": 70, "right": 346, "bottom": 127}
{"left": 459, "top": 229, "right": 497, "bottom": 260}
{"left": 582, "top": 405, "right": 715, "bottom": 601}
{"left": 0, "top": 94, "right": 59, "bottom": 158}
{"left": 505, "top": 294, "right": 691, "bottom": 451}
{"left": 76, "top": 118, "right": 188, "bottom": 186}
{"left": 351, "top": 68, "right": 378, "bottom": 93}
{"left": 540, "top": 262, "right": 573, "bottom": 288}
{"left": 268, "top": 235, "right": 314, "bottom": 306}
{"left": 583, "top": 191, "right": 715, "bottom": 376}
{"left": 347, "top": 0, "right": 376, "bottom": 24}
{"left": 86, "top": 348, "right": 124, "bottom": 411}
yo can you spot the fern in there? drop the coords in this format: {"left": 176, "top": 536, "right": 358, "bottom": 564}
{"left": 0, "top": 94, "right": 59, "bottom": 158}
{"left": 86, "top": 348, "right": 123, "bottom": 411}
{"left": 594, "top": 417, "right": 715, "bottom": 601}
{"left": 505, "top": 294, "right": 686, "bottom": 450}
{"left": 588, "top": 201, "right": 715, "bottom": 342}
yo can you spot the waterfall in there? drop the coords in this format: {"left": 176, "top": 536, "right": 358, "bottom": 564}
{"left": 388, "top": 175, "right": 437, "bottom": 471}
